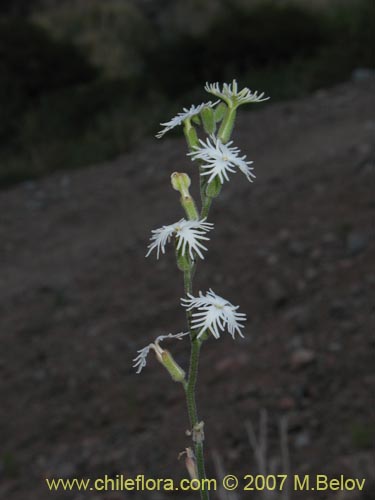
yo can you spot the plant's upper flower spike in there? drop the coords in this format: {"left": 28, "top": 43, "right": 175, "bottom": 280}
{"left": 205, "top": 79, "right": 269, "bottom": 108}
{"left": 133, "top": 332, "right": 189, "bottom": 374}
{"left": 156, "top": 101, "right": 218, "bottom": 139}
{"left": 188, "top": 135, "right": 255, "bottom": 184}
{"left": 146, "top": 218, "right": 214, "bottom": 260}
{"left": 181, "top": 289, "right": 246, "bottom": 339}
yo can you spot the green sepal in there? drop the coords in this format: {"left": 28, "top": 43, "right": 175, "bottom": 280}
{"left": 192, "top": 115, "right": 201, "bottom": 125}
{"left": 181, "top": 195, "right": 199, "bottom": 220}
{"left": 218, "top": 107, "right": 237, "bottom": 144}
{"left": 183, "top": 120, "right": 199, "bottom": 150}
{"left": 200, "top": 107, "right": 216, "bottom": 135}
{"left": 214, "top": 102, "right": 227, "bottom": 123}
{"left": 176, "top": 247, "right": 190, "bottom": 272}
{"left": 194, "top": 331, "right": 210, "bottom": 342}
{"left": 205, "top": 176, "right": 222, "bottom": 198}
{"left": 159, "top": 350, "right": 186, "bottom": 383}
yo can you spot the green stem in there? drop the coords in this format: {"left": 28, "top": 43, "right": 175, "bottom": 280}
{"left": 218, "top": 106, "right": 237, "bottom": 144}
{"left": 199, "top": 166, "right": 206, "bottom": 207}
{"left": 184, "top": 266, "right": 209, "bottom": 500}
{"left": 181, "top": 123, "right": 219, "bottom": 500}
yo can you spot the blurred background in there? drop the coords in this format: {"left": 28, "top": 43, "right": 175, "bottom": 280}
{"left": 0, "top": 1, "right": 374, "bottom": 499}
{"left": 0, "top": 0, "right": 373, "bottom": 185}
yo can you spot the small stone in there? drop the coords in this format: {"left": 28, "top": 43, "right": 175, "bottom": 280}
{"left": 288, "top": 240, "right": 306, "bottom": 257}
{"left": 287, "top": 413, "right": 304, "bottom": 432}
{"left": 290, "top": 349, "right": 316, "bottom": 369}
{"left": 328, "top": 341, "right": 342, "bottom": 352}
{"left": 340, "top": 320, "right": 358, "bottom": 334}
{"left": 310, "top": 248, "right": 322, "bottom": 260}
{"left": 322, "top": 232, "right": 336, "bottom": 244}
{"left": 278, "top": 396, "right": 296, "bottom": 410}
{"left": 329, "top": 300, "right": 348, "bottom": 319}
{"left": 215, "top": 353, "right": 249, "bottom": 372}
{"left": 288, "top": 335, "right": 304, "bottom": 350}
{"left": 46, "top": 460, "right": 78, "bottom": 478}
{"left": 263, "top": 279, "right": 288, "bottom": 307}
{"left": 351, "top": 67, "right": 375, "bottom": 82}
{"left": 305, "top": 267, "right": 318, "bottom": 281}
{"left": 278, "top": 228, "right": 291, "bottom": 242}
{"left": 346, "top": 231, "right": 368, "bottom": 256}
{"left": 284, "top": 306, "right": 313, "bottom": 331}
{"left": 294, "top": 431, "right": 311, "bottom": 448}
{"left": 267, "top": 253, "right": 279, "bottom": 265}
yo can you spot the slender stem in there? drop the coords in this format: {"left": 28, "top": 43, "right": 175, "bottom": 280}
{"left": 184, "top": 266, "right": 209, "bottom": 500}
{"left": 199, "top": 166, "right": 206, "bottom": 207}
{"left": 182, "top": 140, "right": 218, "bottom": 500}
{"left": 185, "top": 338, "right": 199, "bottom": 424}
{"left": 180, "top": 112, "right": 236, "bottom": 498}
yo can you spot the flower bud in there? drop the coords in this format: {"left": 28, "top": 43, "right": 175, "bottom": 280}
{"left": 171, "top": 172, "right": 191, "bottom": 196}
{"left": 171, "top": 172, "right": 199, "bottom": 220}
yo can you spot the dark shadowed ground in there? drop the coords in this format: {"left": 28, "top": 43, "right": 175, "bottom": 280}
{"left": 0, "top": 79, "right": 374, "bottom": 499}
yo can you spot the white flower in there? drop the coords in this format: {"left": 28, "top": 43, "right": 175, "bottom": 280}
{"left": 133, "top": 332, "right": 189, "bottom": 374}
{"left": 188, "top": 135, "right": 255, "bottom": 184}
{"left": 146, "top": 218, "right": 214, "bottom": 260}
{"left": 205, "top": 80, "right": 269, "bottom": 108}
{"left": 156, "top": 101, "right": 218, "bottom": 138}
{"left": 181, "top": 289, "right": 246, "bottom": 339}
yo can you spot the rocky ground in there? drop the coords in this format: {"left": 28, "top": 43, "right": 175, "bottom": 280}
{"left": 0, "top": 79, "right": 374, "bottom": 500}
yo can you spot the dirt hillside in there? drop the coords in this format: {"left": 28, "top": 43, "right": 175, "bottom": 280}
{"left": 0, "top": 79, "right": 374, "bottom": 500}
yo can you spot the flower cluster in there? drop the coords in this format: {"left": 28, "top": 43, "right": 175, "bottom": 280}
{"left": 135, "top": 80, "right": 268, "bottom": 375}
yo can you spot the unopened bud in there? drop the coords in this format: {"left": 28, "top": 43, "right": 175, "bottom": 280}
{"left": 171, "top": 172, "right": 191, "bottom": 196}
{"left": 171, "top": 172, "right": 199, "bottom": 220}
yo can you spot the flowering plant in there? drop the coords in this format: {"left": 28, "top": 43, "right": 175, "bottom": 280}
{"left": 134, "top": 80, "right": 269, "bottom": 499}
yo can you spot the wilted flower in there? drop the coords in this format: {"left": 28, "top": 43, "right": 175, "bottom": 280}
{"left": 156, "top": 101, "right": 218, "bottom": 138}
{"left": 205, "top": 79, "right": 269, "bottom": 108}
{"left": 146, "top": 218, "right": 214, "bottom": 260}
{"left": 133, "top": 332, "right": 189, "bottom": 374}
{"left": 188, "top": 135, "right": 255, "bottom": 183}
{"left": 181, "top": 289, "right": 246, "bottom": 339}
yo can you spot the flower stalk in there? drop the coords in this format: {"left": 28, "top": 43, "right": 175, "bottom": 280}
{"left": 133, "top": 80, "right": 269, "bottom": 500}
